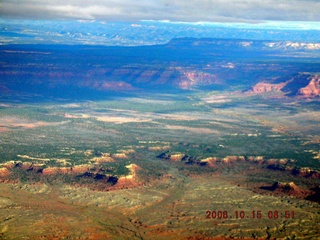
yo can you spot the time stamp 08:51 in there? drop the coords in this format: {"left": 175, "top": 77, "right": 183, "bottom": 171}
{"left": 206, "top": 210, "right": 295, "bottom": 220}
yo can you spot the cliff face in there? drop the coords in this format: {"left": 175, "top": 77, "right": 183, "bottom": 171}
{"left": 249, "top": 73, "right": 320, "bottom": 98}
{"left": 262, "top": 181, "right": 310, "bottom": 198}
{"left": 250, "top": 82, "right": 287, "bottom": 94}
{"left": 298, "top": 75, "right": 320, "bottom": 97}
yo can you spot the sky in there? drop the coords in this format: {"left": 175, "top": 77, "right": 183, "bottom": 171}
{"left": 0, "top": 0, "right": 320, "bottom": 23}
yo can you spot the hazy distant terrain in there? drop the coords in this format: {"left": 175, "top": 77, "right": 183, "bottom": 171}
{"left": 0, "top": 31, "right": 320, "bottom": 239}
{"left": 1, "top": 38, "right": 320, "bottom": 99}
{"left": 2, "top": 19, "right": 320, "bottom": 46}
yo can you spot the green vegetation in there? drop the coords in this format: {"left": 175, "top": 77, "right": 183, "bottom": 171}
{"left": 0, "top": 92, "right": 320, "bottom": 184}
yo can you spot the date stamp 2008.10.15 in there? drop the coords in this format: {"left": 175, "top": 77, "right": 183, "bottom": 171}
{"left": 206, "top": 210, "right": 295, "bottom": 220}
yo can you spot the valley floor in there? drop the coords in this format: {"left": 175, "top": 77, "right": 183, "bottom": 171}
{"left": 0, "top": 168, "right": 319, "bottom": 239}
{"left": 0, "top": 93, "right": 319, "bottom": 239}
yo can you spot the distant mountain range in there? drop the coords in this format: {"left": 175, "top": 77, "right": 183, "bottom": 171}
{"left": 1, "top": 19, "right": 320, "bottom": 46}
{"left": 0, "top": 38, "right": 319, "bottom": 100}
{"left": 167, "top": 38, "right": 320, "bottom": 51}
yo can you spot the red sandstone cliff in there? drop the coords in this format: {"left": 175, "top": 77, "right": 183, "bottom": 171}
{"left": 249, "top": 82, "right": 287, "bottom": 94}
{"left": 248, "top": 74, "right": 320, "bottom": 98}
{"left": 298, "top": 75, "right": 320, "bottom": 97}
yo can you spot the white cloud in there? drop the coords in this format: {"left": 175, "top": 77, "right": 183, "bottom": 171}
{"left": 0, "top": 0, "right": 319, "bottom": 22}
{"left": 49, "top": 5, "right": 123, "bottom": 19}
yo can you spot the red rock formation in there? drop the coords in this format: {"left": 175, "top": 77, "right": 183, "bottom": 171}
{"left": 129, "top": 164, "right": 142, "bottom": 172}
{"left": 114, "top": 176, "right": 137, "bottom": 189}
{"left": 298, "top": 75, "right": 320, "bottom": 97}
{"left": 42, "top": 167, "right": 61, "bottom": 175}
{"left": 248, "top": 74, "right": 320, "bottom": 98}
{"left": 19, "top": 162, "right": 44, "bottom": 172}
{"left": 169, "top": 153, "right": 185, "bottom": 161}
{"left": 158, "top": 152, "right": 186, "bottom": 162}
{"left": 71, "top": 165, "right": 91, "bottom": 174}
{"left": 91, "top": 153, "right": 115, "bottom": 163}
{"left": 1, "top": 161, "right": 44, "bottom": 172}
{"left": 222, "top": 156, "right": 245, "bottom": 164}
{"left": 264, "top": 158, "right": 287, "bottom": 165}
{"left": 19, "top": 162, "right": 33, "bottom": 171}
{"left": 112, "top": 153, "right": 128, "bottom": 159}
{"left": 0, "top": 167, "right": 10, "bottom": 178}
{"left": 269, "top": 182, "right": 308, "bottom": 197}
{"left": 42, "top": 167, "right": 74, "bottom": 175}
{"left": 42, "top": 164, "right": 91, "bottom": 176}
{"left": 292, "top": 167, "right": 311, "bottom": 177}
{"left": 2, "top": 161, "right": 16, "bottom": 170}
{"left": 292, "top": 167, "right": 320, "bottom": 178}
{"left": 112, "top": 164, "right": 142, "bottom": 189}
{"left": 177, "top": 70, "right": 220, "bottom": 90}
{"left": 249, "top": 82, "right": 286, "bottom": 94}
{"left": 247, "top": 156, "right": 265, "bottom": 162}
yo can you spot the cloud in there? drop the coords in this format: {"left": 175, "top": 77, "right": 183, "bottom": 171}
{"left": 0, "top": 0, "right": 320, "bottom": 22}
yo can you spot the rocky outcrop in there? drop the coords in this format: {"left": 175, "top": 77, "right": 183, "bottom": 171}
{"left": 169, "top": 153, "right": 185, "bottom": 161}
{"left": 261, "top": 181, "right": 309, "bottom": 197}
{"left": 157, "top": 152, "right": 199, "bottom": 163}
{"left": 178, "top": 70, "right": 219, "bottom": 90}
{"left": 42, "top": 167, "right": 71, "bottom": 175}
{"left": 41, "top": 164, "right": 92, "bottom": 176}
{"left": 91, "top": 153, "right": 115, "bottom": 163}
{"left": 222, "top": 156, "right": 245, "bottom": 163}
{"left": 292, "top": 167, "right": 320, "bottom": 178}
{"left": 113, "top": 164, "right": 141, "bottom": 189}
{"left": 157, "top": 152, "right": 185, "bottom": 161}
{"left": 267, "top": 164, "right": 320, "bottom": 179}
{"left": 249, "top": 82, "right": 286, "bottom": 94}
{"left": 298, "top": 75, "right": 320, "bottom": 97}
{"left": 0, "top": 167, "right": 10, "bottom": 178}
{"left": 158, "top": 152, "right": 320, "bottom": 179}
{"left": 0, "top": 159, "right": 143, "bottom": 191}
{"left": 148, "top": 146, "right": 171, "bottom": 151}
{"left": 200, "top": 156, "right": 266, "bottom": 165}
{"left": 71, "top": 165, "right": 93, "bottom": 174}
{"left": 2, "top": 161, "right": 18, "bottom": 170}
{"left": 248, "top": 73, "right": 320, "bottom": 98}
{"left": 112, "top": 153, "right": 128, "bottom": 159}
{"left": 2, "top": 161, "right": 44, "bottom": 172}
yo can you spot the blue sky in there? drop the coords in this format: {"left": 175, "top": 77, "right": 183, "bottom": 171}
{"left": 1, "top": 0, "right": 320, "bottom": 23}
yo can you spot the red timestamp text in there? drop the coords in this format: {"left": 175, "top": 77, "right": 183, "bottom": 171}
{"left": 206, "top": 210, "right": 294, "bottom": 219}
